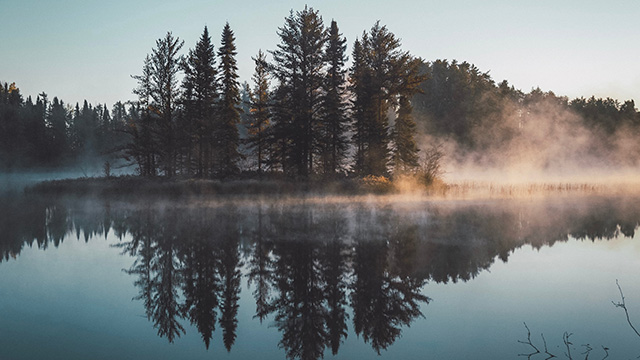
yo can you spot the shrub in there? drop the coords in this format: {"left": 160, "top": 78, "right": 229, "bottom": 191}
{"left": 359, "top": 175, "right": 393, "bottom": 193}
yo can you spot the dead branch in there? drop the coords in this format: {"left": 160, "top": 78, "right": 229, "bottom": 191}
{"left": 519, "top": 322, "right": 541, "bottom": 359}
{"left": 612, "top": 279, "right": 640, "bottom": 338}
{"left": 563, "top": 332, "right": 574, "bottom": 360}
{"left": 600, "top": 346, "right": 609, "bottom": 360}
{"left": 581, "top": 343, "right": 592, "bottom": 360}
{"left": 541, "top": 333, "right": 557, "bottom": 359}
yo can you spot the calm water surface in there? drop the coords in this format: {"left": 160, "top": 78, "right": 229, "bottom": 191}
{"left": 1, "top": 194, "right": 639, "bottom": 359}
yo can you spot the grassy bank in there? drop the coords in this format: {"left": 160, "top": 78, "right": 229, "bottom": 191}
{"left": 25, "top": 175, "right": 431, "bottom": 198}
{"left": 25, "top": 175, "right": 640, "bottom": 200}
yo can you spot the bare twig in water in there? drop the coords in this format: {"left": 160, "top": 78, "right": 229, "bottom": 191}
{"left": 563, "top": 332, "right": 574, "bottom": 359}
{"left": 519, "top": 322, "right": 541, "bottom": 359}
{"left": 581, "top": 343, "right": 593, "bottom": 360}
{"left": 612, "top": 279, "right": 640, "bottom": 338}
{"left": 600, "top": 346, "right": 609, "bottom": 360}
{"left": 541, "top": 333, "right": 557, "bottom": 359}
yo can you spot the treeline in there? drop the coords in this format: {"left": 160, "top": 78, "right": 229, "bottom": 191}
{"left": 3, "top": 6, "right": 640, "bottom": 176}
{"left": 123, "top": 7, "right": 424, "bottom": 179}
{"left": 0, "top": 83, "right": 128, "bottom": 169}
{"left": 414, "top": 60, "right": 640, "bottom": 163}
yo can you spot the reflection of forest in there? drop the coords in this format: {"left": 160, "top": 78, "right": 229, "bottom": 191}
{"left": 1, "top": 196, "right": 639, "bottom": 358}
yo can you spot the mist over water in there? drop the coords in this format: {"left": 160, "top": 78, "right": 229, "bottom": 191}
{"left": 1, "top": 194, "right": 640, "bottom": 359}
{"left": 413, "top": 62, "right": 640, "bottom": 188}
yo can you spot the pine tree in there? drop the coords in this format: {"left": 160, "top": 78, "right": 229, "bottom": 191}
{"left": 48, "top": 97, "right": 68, "bottom": 164}
{"left": 130, "top": 55, "right": 158, "bottom": 176}
{"left": 392, "top": 96, "right": 419, "bottom": 173}
{"left": 150, "top": 32, "right": 184, "bottom": 177}
{"left": 350, "top": 38, "right": 373, "bottom": 175}
{"left": 270, "top": 7, "right": 327, "bottom": 177}
{"left": 247, "top": 49, "right": 271, "bottom": 176}
{"left": 0, "top": 82, "right": 25, "bottom": 168}
{"left": 182, "top": 26, "right": 218, "bottom": 177}
{"left": 350, "top": 22, "right": 422, "bottom": 177}
{"left": 319, "top": 19, "right": 349, "bottom": 177}
{"left": 216, "top": 23, "right": 241, "bottom": 177}
{"left": 391, "top": 56, "right": 425, "bottom": 174}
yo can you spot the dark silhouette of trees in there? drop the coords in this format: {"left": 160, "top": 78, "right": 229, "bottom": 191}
{"left": 247, "top": 50, "right": 271, "bottom": 175}
{"left": 181, "top": 26, "right": 218, "bottom": 178}
{"left": 0, "top": 83, "right": 25, "bottom": 168}
{"left": 349, "top": 22, "right": 424, "bottom": 176}
{"left": 319, "top": 214, "right": 350, "bottom": 355}
{"left": 350, "top": 214, "right": 429, "bottom": 354}
{"left": 215, "top": 23, "right": 242, "bottom": 178}
{"left": 318, "top": 20, "right": 349, "bottom": 177}
{"left": 127, "top": 33, "right": 185, "bottom": 177}
{"left": 4, "top": 196, "right": 640, "bottom": 357}
{"left": 150, "top": 32, "right": 185, "bottom": 177}
{"left": 246, "top": 207, "right": 275, "bottom": 322}
{"left": 129, "top": 55, "right": 159, "bottom": 176}
{"left": 270, "top": 7, "right": 327, "bottom": 178}
{"left": 48, "top": 97, "right": 68, "bottom": 163}
{"left": 217, "top": 209, "right": 243, "bottom": 351}
{"left": 181, "top": 221, "right": 220, "bottom": 350}
{"left": 5, "top": 7, "right": 640, "bottom": 176}
{"left": 269, "top": 209, "right": 329, "bottom": 360}
{"left": 392, "top": 96, "right": 420, "bottom": 173}
{"left": 0, "top": 81, "right": 128, "bottom": 170}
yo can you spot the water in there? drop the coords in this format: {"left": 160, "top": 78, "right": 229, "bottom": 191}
{"left": 1, "top": 194, "right": 639, "bottom": 359}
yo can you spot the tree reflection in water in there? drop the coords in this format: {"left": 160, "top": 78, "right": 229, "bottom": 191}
{"left": 1, "top": 195, "right": 640, "bottom": 358}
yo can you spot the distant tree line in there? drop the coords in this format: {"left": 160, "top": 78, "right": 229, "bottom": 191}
{"left": 413, "top": 59, "right": 640, "bottom": 164}
{"left": 0, "top": 82, "right": 128, "bottom": 170}
{"left": 3, "top": 7, "right": 640, "bottom": 176}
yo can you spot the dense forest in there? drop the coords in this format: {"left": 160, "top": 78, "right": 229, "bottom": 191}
{"left": 2, "top": 7, "right": 639, "bottom": 179}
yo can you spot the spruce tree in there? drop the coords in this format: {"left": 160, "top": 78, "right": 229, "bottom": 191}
{"left": 392, "top": 56, "right": 424, "bottom": 174}
{"left": 48, "top": 97, "right": 68, "bottom": 164}
{"left": 350, "top": 22, "right": 423, "bottom": 177}
{"left": 271, "top": 7, "right": 327, "bottom": 177}
{"left": 0, "top": 83, "right": 25, "bottom": 168}
{"left": 150, "top": 32, "right": 184, "bottom": 177}
{"left": 216, "top": 23, "right": 241, "bottom": 177}
{"left": 320, "top": 19, "right": 349, "bottom": 177}
{"left": 392, "top": 96, "right": 419, "bottom": 173}
{"left": 130, "top": 55, "right": 158, "bottom": 176}
{"left": 182, "top": 26, "right": 218, "bottom": 177}
{"left": 350, "top": 38, "right": 373, "bottom": 175}
{"left": 247, "top": 49, "right": 271, "bottom": 176}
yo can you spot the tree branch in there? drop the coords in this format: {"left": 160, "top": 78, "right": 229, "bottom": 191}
{"left": 519, "top": 322, "right": 541, "bottom": 359}
{"left": 612, "top": 279, "right": 640, "bottom": 338}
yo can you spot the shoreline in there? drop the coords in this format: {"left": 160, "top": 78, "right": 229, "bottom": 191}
{"left": 22, "top": 175, "right": 640, "bottom": 201}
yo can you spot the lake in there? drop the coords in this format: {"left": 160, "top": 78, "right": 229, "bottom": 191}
{"left": 1, "top": 193, "right": 639, "bottom": 359}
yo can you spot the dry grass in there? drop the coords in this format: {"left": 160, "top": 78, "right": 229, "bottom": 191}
{"left": 442, "top": 180, "right": 640, "bottom": 199}
{"left": 25, "top": 174, "right": 640, "bottom": 200}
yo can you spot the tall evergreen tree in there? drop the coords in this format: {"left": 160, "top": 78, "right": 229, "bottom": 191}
{"left": 130, "top": 55, "right": 158, "bottom": 176}
{"left": 350, "top": 22, "right": 422, "bottom": 177}
{"left": 216, "top": 23, "right": 241, "bottom": 178}
{"left": 247, "top": 49, "right": 271, "bottom": 175}
{"left": 390, "top": 56, "right": 424, "bottom": 173}
{"left": 319, "top": 20, "right": 349, "bottom": 176}
{"left": 392, "top": 96, "right": 420, "bottom": 173}
{"left": 48, "top": 97, "right": 68, "bottom": 163}
{"left": 0, "top": 82, "right": 25, "bottom": 168}
{"left": 350, "top": 38, "right": 374, "bottom": 175}
{"left": 182, "top": 26, "right": 218, "bottom": 177}
{"left": 270, "top": 7, "right": 327, "bottom": 177}
{"left": 150, "top": 32, "right": 184, "bottom": 177}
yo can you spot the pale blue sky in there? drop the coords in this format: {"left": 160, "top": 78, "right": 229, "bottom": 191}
{"left": 1, "top": 0, "right": 639, "bottom": 107}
